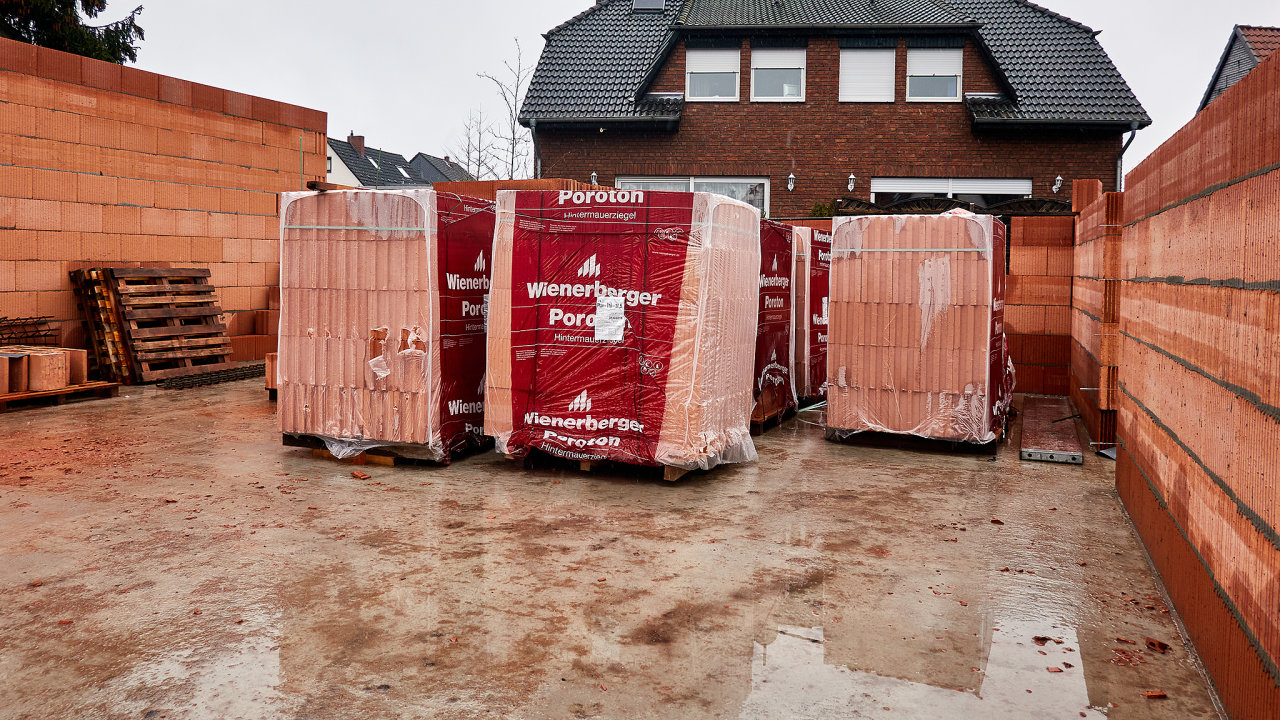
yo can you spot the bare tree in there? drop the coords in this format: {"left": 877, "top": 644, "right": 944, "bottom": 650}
{"left": 478, "top": 38, "right": 533, "bottom": 180}
{"left": 449, "top": 108, "right": 499, "bottom": 181}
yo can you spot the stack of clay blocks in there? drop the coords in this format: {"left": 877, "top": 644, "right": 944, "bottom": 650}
{"left": 1069, "top": 180, "right": 1122, "bottom": 447}
{"left": 1005, "top": 216, "right": 1074, "bottom": 394}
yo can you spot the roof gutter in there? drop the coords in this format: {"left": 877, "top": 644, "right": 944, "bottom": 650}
{"left": 971, "top": 117, "right": 1153, "bottom": 129}
{"left": 1116, "top": 120, "right": 1141, "bottom": 191}
{"left": 520, "top": 115, "right": 682, "bottom": 129}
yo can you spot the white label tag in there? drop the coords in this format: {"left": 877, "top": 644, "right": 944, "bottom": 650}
{"left": 594, "top": 296, "right": 625, "bottom": 342}
{"left": 483, "top": 293, "right": 490, "bottom": 330}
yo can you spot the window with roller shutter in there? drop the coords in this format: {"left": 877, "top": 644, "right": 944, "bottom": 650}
{"left": 686, "top": 48, "right": 741, "bottom": 101}
{"left": 839, "top": 48, "right": 896, "bottom": 103}
{"left": 906, "top": 48, "right": 963, "bottom": 101}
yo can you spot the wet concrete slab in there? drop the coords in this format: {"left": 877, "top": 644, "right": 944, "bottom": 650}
{"left": 0, "top": 383, "right": 1221, "bottom": 719}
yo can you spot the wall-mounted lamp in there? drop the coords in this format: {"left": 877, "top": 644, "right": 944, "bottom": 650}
{"left": 847, "top": 173, "right": 857, "bottom": 192}
{"left": 787, "top": 173, "right": 796, "bottom": 192}
{"left": 1052, "top": 175, "right": 1064, "bottom": 194}
{"left": 590, "top": 171, "right": 598, "bottom": 185}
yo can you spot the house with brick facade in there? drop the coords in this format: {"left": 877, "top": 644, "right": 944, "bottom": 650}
{"left": 521, "top": 0, "right": 1150, "bottom": 217}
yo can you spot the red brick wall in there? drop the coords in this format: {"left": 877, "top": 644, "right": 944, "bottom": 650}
{"left": 1069, "top": 180, "right": 1121, "bottom": 445}
{"left": 0, "top": 38, "right": 326, "bottom": 347}
{"left": 1006, "top": 216, "right": 1074, "bottom": 395}
{"left": 1115, "top": 52, "right": 1280, "bottom": 720}
{"left": 535, "top": 38, "right": 1120, "bottom": 218}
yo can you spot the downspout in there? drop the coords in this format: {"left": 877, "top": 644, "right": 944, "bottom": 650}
{"left": 530, "top": 118, "right": 542, "bottom": 179}
{"left": 1116, "top": 121, "right": 1140, "bottom": 191}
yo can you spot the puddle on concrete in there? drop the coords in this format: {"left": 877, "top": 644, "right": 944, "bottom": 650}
{"left": 740, "top": 624, "right": 1105, "bottom": 719}
{"left": 101, "top": 604, "right": 287, "bottom": 719}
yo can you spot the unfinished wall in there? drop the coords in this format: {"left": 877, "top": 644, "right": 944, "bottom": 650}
{"left": 0, "top": 38, "right": 327, "bottom": 347}
{"left": 1005, "top": 216, "right": 1073, "bottom": 395}
{"left": 1116, "top": 51, "right": 1280, "bottom": 720}
{"left": 1069, "top": 181, "right": 1122, "bottom": 447}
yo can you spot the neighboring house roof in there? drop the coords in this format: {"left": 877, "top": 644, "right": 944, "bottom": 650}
{"left": 520, "top": 0, "right": 1150, "bottom": 129}
{"left": 950, "top": 0, "right": 1148, "bottom": 126}
{"left": 328, "top": 138, "right": 423, "bottom": 186}
{"left": 676, "top": 0, "right": 968, "bottom": 27}
{"left": 409, "top": 153, "right": 474, "bottom": 183}
{"left": 1199, "top": 25, "right": 1280, "bottom": 111}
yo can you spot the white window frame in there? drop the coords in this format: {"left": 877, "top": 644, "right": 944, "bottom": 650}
{"left": 615, "top": 175, "right": 771, "bottom": 213}
{"left": 751, "top": 47, "right": 806, "bottom": 102}
{"left": 906, "top": 48, "right": 963, "bottom": 102}
{"left": 839, "top": 48, "right": 896, "bottom": 103}
{"left": 685, "top": 48, "right": 741, "bottom": 102}
{"left": 869, "top": 177, "right": 1032, "bottom": 203}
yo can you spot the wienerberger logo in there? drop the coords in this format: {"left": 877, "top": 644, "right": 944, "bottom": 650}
{"left": 568, "top": 390, "right": 592, "bottom": 413}
{"left": 448, "top": 399, "right": 483, "bottom": 416}
{"left": 578, "top": 254, "right": 601, "bottom": 278}
{"left": 557, "top": 189, "right": 645, "bottom": 205}
{"left": 474, "top": 251, "right": 486, "bottom": 273}
{"left": 771, "top": 255, "right": 778, "bottom": 273}
{"left": 447, "top": 251, "right": 490, "bottom": 293}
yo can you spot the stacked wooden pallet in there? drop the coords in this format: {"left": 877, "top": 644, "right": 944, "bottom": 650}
{"left": 71, "top": 267, "right": 236, "bottom": 383}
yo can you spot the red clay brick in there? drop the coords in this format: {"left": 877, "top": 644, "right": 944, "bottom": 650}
{"left": 81, "top": 56, "right": 122, "bottom": 91}
{"left": 80, "top": 233, "right": 122, "bottom": 262}
{"left": 139, "top": 207, "right": 177, "bottom": 235}
{"left": 35, "top": 231, "right": 79, "bottom": 261}
{"left": 0, "top": 100, "right": 37, "bottom": 137}
{"left": 35, "top": 46, "right": 80, "bottom": 84}
{"left": 116, "top": 177, "right": 155, "bottom": 207}
{"left": 0, "top": 260, "right": 15, "bottom": 290}
{"left": 76, "top": 173, "right": 117, "bottom": 205}
{"left": 0, "top": 37, "right": 38, "bottom": 74}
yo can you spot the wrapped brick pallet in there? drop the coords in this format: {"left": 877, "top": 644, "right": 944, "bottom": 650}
{"left": 752, "top": 220, "right": 798, "bottom": 426}
{"left": 793, "top": 225, "right": 831, "bottom": 401}
{"left": 485, "top": 189, "right": 761, "bottom": 476}
{"left": 277, "top": 189, "right": 495, "bottom": 462}
{"left": 826, "top": 211, "right": 1013, "bottom": 443}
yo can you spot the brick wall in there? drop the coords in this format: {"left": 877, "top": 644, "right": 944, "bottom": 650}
{"left": 1069, "top": 180, "right": 1122, "bottom": 446}
{"left": 1005, "top": 216, "right": 1073, "bottom": 395}
{"left": 535, "top": 37, "right": 1121, "bottom": 218}
{"left": 0, "top": 38, "right": 326, "bottom": 347}
{"left": 1115, "top": 51, "right": 1280, "bottom": 720}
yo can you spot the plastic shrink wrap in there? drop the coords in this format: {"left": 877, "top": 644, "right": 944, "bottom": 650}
{"left": 485, "top": 189, "right": 761, "bottom": 472}
{"left": 792, "top": 225, "right": 832, "bottom": 401}
{"left": 752, "top": 219, "right": 799, "bottom": 425}
{"left": 826, "top": 210, "right": 1013, "bottom": 443}
{"left": 276, "top": 189, "right": 495, "bottom": 462}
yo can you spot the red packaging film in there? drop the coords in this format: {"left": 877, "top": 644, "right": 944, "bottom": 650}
{"left": 826, "top": 211, "right": 1014, "bottom": 443}
{"left": 276, "top": 189, "right": 495, "bottom": 461}
{"left": 753, "top": 219, "right": 798, "bottom": 424}
{"left": 793, "top": 225, "right": 831, "bottom": 400}
{"left": 485, "top": 189, "right": 762, "bottom": 471}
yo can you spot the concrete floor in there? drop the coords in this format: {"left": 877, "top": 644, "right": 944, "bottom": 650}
{"left": 0, "top": 382, "right": 1221, "bottom": 720}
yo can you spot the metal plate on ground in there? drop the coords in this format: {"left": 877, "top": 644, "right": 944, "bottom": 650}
{"left": 1020, "top": 396, "right": 1084, "bottom": 465}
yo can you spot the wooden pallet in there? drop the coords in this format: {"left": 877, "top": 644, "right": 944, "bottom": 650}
{"left": 510, "top": 449, "right": 693, "bottom": 483}
{"left": 0, "top": 381, "right": 119, "bottom": 412}
{"left": 105, "top": 268, "right": 236, "bottom": 382}
{"left": 282, "top": 433, "right": 441, "bottom": 467}
{"left": 70, "top": 269, "right": 135, "bottom": 383}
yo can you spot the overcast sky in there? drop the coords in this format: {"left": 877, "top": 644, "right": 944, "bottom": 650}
{"left": 118, "top": 0, "right": 1280, "bottom": 175}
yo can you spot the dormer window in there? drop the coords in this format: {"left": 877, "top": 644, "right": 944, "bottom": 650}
{"left": 368, "top": 156, "right": 380, "bottom": 170}
{"left": 632, "top": 0, "right": 664, "bottom": 11}
{"left": 686, "top": 48, "right": 740, "bottom": 101}
{"left": 398, "top": 166, "right": 411, "bottom": 179}
{"left": 907, "top": 48, "right": 963, "bottom": 101}
{"left": 751, "top": 48, "right": 806, "bottom": 102}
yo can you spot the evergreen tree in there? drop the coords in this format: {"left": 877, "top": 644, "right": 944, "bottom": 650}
{"left": 0, "top": 1, "right": 144, "bottom": 63}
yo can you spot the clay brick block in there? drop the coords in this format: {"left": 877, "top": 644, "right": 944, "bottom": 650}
{"left": 0, "top": 100, "right": 37, "bottom": 138}
{"left": 35, "top": 47, "right": 80, "bottom": 84}
{"left": 117, "top": 178, "right": 155, "bottom": 208}
{"left": 35, "top": 231, "right": 80, "bottom": 260}
{"left": 223, "top": 91, "right": 254, "bottom": 119}
{"left": 1043, "top": 366, "right": 1070, "bottom": 396}
{"left": 268, "top": 285, "right": 280, "bottom": 310}
{"left": 1072, "top": 179, "right": 1103, "bottom": 213}
{"left": 0, "top": 165, "right": 34, "bottom": 199}
{"left": 1007, "top": 276, "right": 1071, "bottom": 306}
{"left": 120, "top": 65, "right": 159, "bottom": 99}
{"left": 66, "top": 348, "right": 88, "bottom": 384}
{"left": 140, "top": 207, "right": 177, "bottom": 235}
{"left": 1014, "top": 364, "right": 1045, "bottom": 394}
{"left": 0, "top": 230, "right": 39, "bottom": 261}
{"left": 31, "top": 169, "right": 78, "bottom": 202}
{"left": 1009, "top": 246, "right": 1048, "bottom": 276}
{"left": 81, "top": 56, "right": 122, "bottom": 91}
{"left": 81, "top": 233, "right": 122, "bottom": 262}
{"left": 189, "top": 238, "right": 224, "bottom": 262}
{"left": 77, "top": 174, "right": 117, "bottom": 205}
{"left": 35, "top": 289, "right": 76, "bottom": 319}
{"left": 34, "top": 108, "right": 79, "bottom": 144}
{"left": 153, "top": 182, "right": 190, "bottom": 210}
{"left": 0, "top": 261, "right": 14, "bottom": 290}
{"left": 191, "top": 83, "right": 224, "bottom": 113}
{"left": 223, "top": 238, "right": 253, "bottom": 263}
{"left": 15, "top": 198, "right": 62, "bottom": 231}
{"left": 118, "top": 124, "right": 158, "bottom": 154}
{"left": 175, "top": 210, "right": 209, "bottom": 237}
{"left": 207, "top": 212, "right": 238, "bottom": 238}
{"left": 1044, "top": 305, "right": 1071, "bottom": 335}
{"left": 60, "top": 202, "right": 103, "bottom": 233}
{"left": 157, "top": 76, "right": 193, "bottom": 106}
{"left": 15, "top": 260, "right": 62, "bottom": 291}
{"left": 251, "top": 238, "right": 278, "bottom": 263}
{"left": 219, "top": 285, "right": 252, "bottom": 311}
{"left": 4, "top": 353, "right": 29, "bottom": 392}
{"left": 0, "top": 37, "right": 38, "bottom": 74}
{"left": 102, "top": 205, "right": 141, "bottom": 235}
{"left": 1005, "top": 305, "right": 1046, "bottom": 335}
{"left": 27, "top": 350, "right": 69, "bottom": 391}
